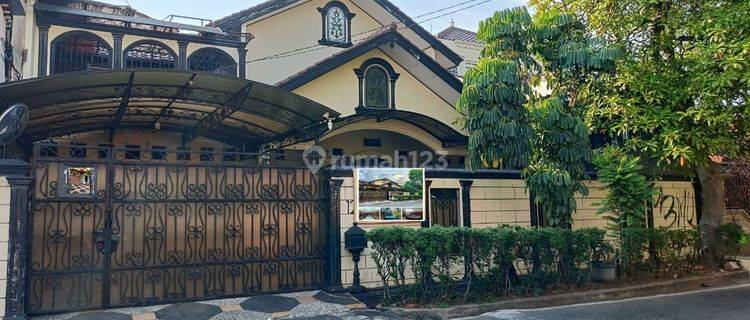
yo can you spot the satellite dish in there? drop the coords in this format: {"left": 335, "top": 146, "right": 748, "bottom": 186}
{"left": 0, "top": 103, "right": 29, "bottom": 145}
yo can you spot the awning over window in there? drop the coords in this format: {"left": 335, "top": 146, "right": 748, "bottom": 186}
{"left": 337, "top": 109, "right": 468, "bottom": 148}
{"left": 0, "top": 69, "right": 340, "bottom": 148}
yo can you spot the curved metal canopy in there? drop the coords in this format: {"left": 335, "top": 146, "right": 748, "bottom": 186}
{"left": 0, "top": 69, "right": 340, "bottom": 148}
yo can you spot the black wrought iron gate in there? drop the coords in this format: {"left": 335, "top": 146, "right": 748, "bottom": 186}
{"left": 27, "top": 143, "right": 328, "bottom": 314}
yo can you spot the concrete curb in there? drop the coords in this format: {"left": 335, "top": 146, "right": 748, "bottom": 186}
{"left": 385, "top": 269, "right": 750, "bottom": 319}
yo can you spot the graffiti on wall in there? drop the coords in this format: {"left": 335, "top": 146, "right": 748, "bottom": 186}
{"left": 652, "top": 187, "right": 697, "bottom": 229}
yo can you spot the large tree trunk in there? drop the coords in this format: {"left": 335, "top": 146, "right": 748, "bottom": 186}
{"left": 696, "top": 160, "right": 727, "bottom": 266}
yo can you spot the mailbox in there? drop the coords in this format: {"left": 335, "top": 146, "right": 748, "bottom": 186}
{"left": 344, "top": 222, "right": 367, "bottom": 253}
{"left": 343, "top": 222, "right": 367, "bottom": 292}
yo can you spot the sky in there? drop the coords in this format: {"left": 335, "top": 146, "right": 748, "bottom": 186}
{"left": 97, "top": 0, "right": 527, "bottom": 32}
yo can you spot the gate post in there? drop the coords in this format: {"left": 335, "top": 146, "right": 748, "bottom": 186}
{"left": 0, "top": 159, "right": 32, "bottom": 319}
{"left": 325, "top": 177, "right": 344, "bottom": 292}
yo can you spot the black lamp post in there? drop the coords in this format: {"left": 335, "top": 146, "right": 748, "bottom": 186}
{"left": 344, "top": 222, "right": 367, "bottom": 292}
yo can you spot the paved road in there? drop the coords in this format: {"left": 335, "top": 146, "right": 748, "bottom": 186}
{"left": 465, "top": 283, "right": 750, "bottom": 320}
{"left": 360, "top": 199, "right": 423, "bottom": 209}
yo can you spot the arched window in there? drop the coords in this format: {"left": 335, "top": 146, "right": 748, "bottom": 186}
{"left": 187, "top": 48, "right": 237, "bottom": 76}
{"left": 51, "top": 31, "right": 112, "bottom": 74}
{"left": 355, "top": 58, "right": 399, "bottom": 110}
{"left": 124, "top": 41, "right": 177, "bottom": 69}
{"left": 317, "top": 1, "right": 355, "bottom": 47}
{"left": 364, "top": 66, "right": 389, "bottom": 108}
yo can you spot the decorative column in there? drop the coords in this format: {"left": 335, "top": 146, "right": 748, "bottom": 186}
{"left": 389, "top": 75, "right": 399, "bottom": 109}
{"left": 325, "top": 178, "right": 344, "bottom": 292}
{"left": 1, "top": 159, "right": 32, "bottom": 320}
{"left": 421, "top": 179, "right": 433, "bottom": 228}
{"left": 177, "top": 41, "right": 189, "bottom": 70}
{"left": 237, "top": 48, "right": 247, "bottom": 78}
{"left": 37, "top": 24, "right": 50, "bottom": 77}
{"left": 355, "top": 74, "right": 364, "bottom": 109}
{"left": 112, "top": 33, "right": 124, "bottom": 68}
{"left": 459, "top": 180, "right": 473, "bottom": 227}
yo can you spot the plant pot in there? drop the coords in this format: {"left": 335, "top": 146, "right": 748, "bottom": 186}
{"left": 591, "top": 260, "right": 617, "bottom": 283}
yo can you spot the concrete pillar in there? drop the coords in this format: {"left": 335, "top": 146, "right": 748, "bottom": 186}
{"left": 37, "top": 23, "right": 49, "bottom": 77}
{"left": 178, "top": 41, "right": 189, "bottom": 70}
{"left": 112, "top": 32, "right": 124, "bottom": 68}
{"left": 460, "top": 180, "right": 473, "bottom": 227}
{"left": 237, "top": 48, "right": 247, "bottom": 79}
{"left": 0, "top": 159, "right": 31, "bottom": 319}
{"left": 325, "top": 178, "right": 344, "bottom": 292}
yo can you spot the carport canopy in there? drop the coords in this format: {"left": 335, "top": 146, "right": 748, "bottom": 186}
{"left": 0, "top": 69, "right": 340, "bottom": 149}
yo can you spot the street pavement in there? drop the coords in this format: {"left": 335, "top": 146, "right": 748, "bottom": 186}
{"left": 465, "top": 283, "right": 750, "bottom": 320}
{"left": 360, "top": 199, "right": 423, "bottom": 209}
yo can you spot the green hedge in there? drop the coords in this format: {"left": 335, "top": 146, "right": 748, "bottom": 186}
{"left": 368, "top": 226, "right": 703, "bottom": 306}
{"left": 620, "top": 228, "right": 701, "bottom": 279}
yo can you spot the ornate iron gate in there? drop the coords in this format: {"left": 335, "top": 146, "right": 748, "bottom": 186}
{"left": 27, "top": 143, "right": 328, "bottom": 314}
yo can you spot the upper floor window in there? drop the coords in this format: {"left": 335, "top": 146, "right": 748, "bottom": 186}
{"left": 355, "top": 58, "right": 399, "bottom": 110}
{"left": 51, "top": 31, "right": 112, "bottom": 74}
{"left": 188, "top": 48, "right": 237, "bottom": 76}
{"left": 124, "top": 40, "right": 177, "bottom": 69}
{"left": 318, "top": 1, "right": 355, "bottom": 47}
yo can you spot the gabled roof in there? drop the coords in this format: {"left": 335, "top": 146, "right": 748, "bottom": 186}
{"left": 209, "top": 0, "right": 462, "bottom": 66}
{"left": 437, "top": 25, "right": 481, "bottom": 44}
{"left": 208, "top": 0, "right": 297, "bottom": 32}
{"left": 276, "top": 25, "right": 463, "bottom": 93}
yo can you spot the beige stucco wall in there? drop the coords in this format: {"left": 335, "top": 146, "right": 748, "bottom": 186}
{"left": 468, "top": 178, "right": 532, "bottom": 228}
{"left": 440, "top": 38, "right": 482, "bottom": 77}
{"left": 0, "top": 178, "right": 11, "bottom": 312}
{"left": 339, "top": 176, "right": 697, "bottom": 288}
{"left": 293, "top": 49, "right": 463, "bottom": 132}
{"left": 573, "top": 180, "right": 698, "bottom": 230}
{"left": 242, "top": 0, "right": 384, "bottom": 85}
{"left": 339, "top": 177, "right": 533, "bottom": 288}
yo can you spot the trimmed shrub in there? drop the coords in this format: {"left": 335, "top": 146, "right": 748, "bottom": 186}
{"left": 368, "top": 226, "right": 700, "bottom": 306}
{"left": 620, "top": 228, "right": 701, "bottom": 279}
{"left": 718, "top": 223, "right": 749, "bottom": 263}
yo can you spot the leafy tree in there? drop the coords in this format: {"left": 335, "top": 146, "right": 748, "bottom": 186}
{"left": 403, "top": 169, "right": 424, "bottom": 196}
{"left": 457, "top": 7, "right": 537, "bottom": 170}
{"left": 532, "top": 0, "right": 750, "bottom": 264}
{"left": 459, "top": 7, "right": 619, "bottom": 227}
{"left": 592, "top": 146, "right": 658, "bottom": 233}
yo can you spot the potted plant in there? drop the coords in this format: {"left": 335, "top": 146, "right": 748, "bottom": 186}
{"left": 591, "top": 242, "right": 617, "bottom": 282}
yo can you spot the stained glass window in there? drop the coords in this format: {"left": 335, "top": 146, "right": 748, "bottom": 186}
{"left": 326, "top": 6, "right": 347, "bottom": 43}
{"left": 365, "top": 66, "right": 389, "bottom": 108}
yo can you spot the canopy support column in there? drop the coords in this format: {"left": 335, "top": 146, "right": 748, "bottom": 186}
{"left": 108, "top": 71, "right": 135, "bottom": 142}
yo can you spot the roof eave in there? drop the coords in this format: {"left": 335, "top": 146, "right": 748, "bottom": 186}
{"left": 277, "top": 30, "right": 463, "bottom": 94}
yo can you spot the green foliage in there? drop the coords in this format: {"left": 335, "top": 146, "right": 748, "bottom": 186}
{"left": 531, "top": 97, "right": 592, "bottom": 179}
{"left": 525, "top": 97, "right": 593, "bottom": 227}
{"left": 620, "top": 228, "right": 701, "bottom": 279}
{"left": 402, "top": 169, "right": 424, "bottom": 197}
{"left": 532, "top": 0, "right": 750, "bottom": 171}
{"left": 524, "top": 162, "right": 579, "bottom": 227}
{"left": 593, "top": 146, "right": 659, "bottom": 233}
{"left": 367, "top": 227, "right": 414, "bottom": 303}
{"left": 460, "top": 6, "right": 620, "bottom": 227}
{"left": 718, "top": 223, "right": 749, "bottom": 262}
{"left": 457, "top": 7, "right": 537, "bottom": 170}
{"left": 368, "top": 226, "right": 607, "bottom": 305}
{"left": 530, "top": 0, "right": 750, "bottom": 263}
